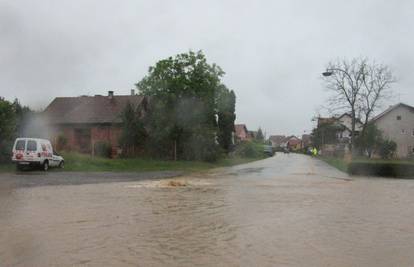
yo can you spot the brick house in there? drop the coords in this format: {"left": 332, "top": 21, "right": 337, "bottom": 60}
{"left": 284, "top": 136, "right": 302, "bottom": 151}
{"left": 269, "top": 135, "right": 286, "bottom": 148}
{"left": 43, "top": 91, "right": 148, "bottom": 156}
{"left": 235, "top": 124, "right": 251, "bottom": 142}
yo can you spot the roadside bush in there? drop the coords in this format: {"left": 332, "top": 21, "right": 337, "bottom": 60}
{"left": 348, "top": 162, "right": 414, "bottom": 178}
{"left": 93, "top": 141, "right": 112, "bottom": 158}
{"left": 0, "top": 140, "right": 13, "bottom": 163}
{"left": 378, "top": 140, "right": 397, "bottom": 159}
{"left": 234, "top": 141, "right": 264, "bottom": 158}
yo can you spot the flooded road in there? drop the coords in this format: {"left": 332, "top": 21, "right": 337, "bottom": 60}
{"left": 2, "top": 153, "right": 414, "bottom": 266}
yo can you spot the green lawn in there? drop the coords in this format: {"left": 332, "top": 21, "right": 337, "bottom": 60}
{"left": 318, "top": 156, "right": 349, "bottom": 172}
{"left": 0, "top": 152, "right": 264, "bottom": 173}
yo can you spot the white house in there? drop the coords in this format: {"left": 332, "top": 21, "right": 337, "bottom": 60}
{"left": 335, "top": 113, "right": 363, "bottom": 142}
{"left": 317, "top": 113, "right": 363, "bottom": 143}
{"left": 372, "top": 103, "right": 414, "bottom": 158}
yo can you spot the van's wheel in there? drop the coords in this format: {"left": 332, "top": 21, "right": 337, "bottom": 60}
{"left": 16, "top": 164, "right": 24, "bottom": 171}
{"left": 59, "top": 161, "right": 64, "bottom": 169}
{"left": 42, "top": 161, "right": 49, "bottom": 171}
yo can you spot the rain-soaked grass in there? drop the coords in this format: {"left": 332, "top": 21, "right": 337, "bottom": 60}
{"left": 318, "top": 156, "right": 349, "bottom": 172}
{"left": 0, "top": 152, "right": 263, "bottom": 173}
{"left": 63, "top": 152, "right": 263, "bottom": 172}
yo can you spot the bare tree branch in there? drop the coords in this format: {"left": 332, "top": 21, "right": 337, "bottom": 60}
{"left": 322, "top": 57, "right": 396, "bottom": 154}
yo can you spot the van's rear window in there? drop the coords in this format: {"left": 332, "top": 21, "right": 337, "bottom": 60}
{"left": 15, "top": 140, "right": 26, "bottom": 150}
{"left": 27, "top": 140, "right": 37, "bottom": 151}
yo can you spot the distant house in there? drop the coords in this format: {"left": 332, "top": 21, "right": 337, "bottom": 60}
{"left": 317, "top": 113, "right": 363, "bottom": 144}
{"left": 43, "top": 91, "right": 148, "bottom": 156}
{"left": 269, "top": 135, "right": 286, "bottom": 148}
{"left": 372, "top": 103, "right": 414, "bottom": 158}
{"left": 282, "top": 136, "right": 302, "bottom": 151}
{"left": 235, "top": 124, "right": 251, "bottom": 142}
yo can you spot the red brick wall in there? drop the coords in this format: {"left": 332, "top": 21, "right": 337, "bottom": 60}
{"left": 51, "top": 124, "right": 122, "bottom": 156}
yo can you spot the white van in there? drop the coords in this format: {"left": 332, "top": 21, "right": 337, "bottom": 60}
{"left": 11, "top": 138, "right": 64, "bottom": 171}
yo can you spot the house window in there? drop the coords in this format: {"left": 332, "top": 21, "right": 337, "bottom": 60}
{"left": 397, "top": 115, "right": 402, "bottom": 120}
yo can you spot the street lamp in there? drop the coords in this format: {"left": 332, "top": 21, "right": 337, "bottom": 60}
{"left": 322, "top": 71, "right": 333, "bottom": 77}
{"left": 322, "top": 68, "right": 353, "bottom": 80}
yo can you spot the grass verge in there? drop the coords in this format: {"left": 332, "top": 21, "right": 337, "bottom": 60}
{"left": 318, "top": 156, "right": 348, "bottom": 173}
{"left": 0, "top": 152, "right": 265, "bottom": 173}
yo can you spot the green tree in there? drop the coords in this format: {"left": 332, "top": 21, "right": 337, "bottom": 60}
{"left": 137, "top": 50, "right": 226, "bottom": 161}
{"left": 217, "top": 85, "right": 236, "bottom": 153}
{"left": 12, "top": 98, "right": 32, "bottom": 136}
{"left": 0, "top": 98, "right": 17, "bottom": 162}
{"left": 119, "top": 102, "right": 147, "bottom": 156}
{"left": 378, "top": 140, "right": 397, "bottom": 159}
{"left": 256, "top": 127, "right": 265, "bottom": 142}
{"left": 355, "top": 123, "right": 382, "bottom": 158}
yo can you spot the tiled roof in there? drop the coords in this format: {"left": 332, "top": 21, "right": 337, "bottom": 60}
{"left": 371, "top": 103, "right": 414, "bottom": 122}
{"left": 43, "top": 95, "right": 145, "bottom": 124}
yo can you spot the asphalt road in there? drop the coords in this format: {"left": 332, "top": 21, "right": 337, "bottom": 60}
{"left": 1, "top": 153, "right": 414, "bottom": 266}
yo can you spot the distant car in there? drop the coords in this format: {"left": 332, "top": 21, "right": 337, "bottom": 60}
{"left": 283, "top": 148, "right": 290, "bottom": 154}
{"left": 11, "top": 138, "right": 64, "bottom": 171}
{"left": 263, "top": 145, "right": 275, "bottom": 156}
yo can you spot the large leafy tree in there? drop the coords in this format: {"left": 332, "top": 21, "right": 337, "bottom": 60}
{"left": 137, "top": 50, "right": 228, "bottom": 161}
{"left": 0, "top": 97, "right": 32, "bottom": 162}
{"left": 217, "top": 85, "right": 236, "bottom": 153}
{"left": 0, "top": 98, "right": 17, "bottom": 162}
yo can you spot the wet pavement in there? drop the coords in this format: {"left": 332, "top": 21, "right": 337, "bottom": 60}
{"left": 1, "top": 153, "right": 414, "bottom": 266}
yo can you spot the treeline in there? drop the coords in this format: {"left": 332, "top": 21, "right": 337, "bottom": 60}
{"left": 119, "top": 51, "right": 236, "bottom": 162}
{"left": 0, "top": 98, "right": 32, "bottom": 162}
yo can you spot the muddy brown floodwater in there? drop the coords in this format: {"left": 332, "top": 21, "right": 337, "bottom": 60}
{"left": 1, "top": 153, "right": 414, "bottom": 266}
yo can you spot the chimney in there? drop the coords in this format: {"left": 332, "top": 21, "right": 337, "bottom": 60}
{"left": 131, "top": 89, "right": 135, "bottom": 96}
{"left": 108, "top": 91, "right": 114, "bottom": 98}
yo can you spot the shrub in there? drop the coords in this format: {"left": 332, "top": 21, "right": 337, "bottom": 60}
{"left": 0, "top": 140, "right": 13, "bottom": 163}
{"left": 378, "top": 140, "right": 397, "bottom": 159}
{"left": 93, "top": 141, "right": 112, "bottom": 158}
{"left": 234, "top": 141, "right": 264, "bottom": 158}
{"left": 348, "top": 162, "right": 414, "bottom": 178}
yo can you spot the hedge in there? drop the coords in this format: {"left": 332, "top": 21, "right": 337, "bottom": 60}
{"left": 348, "top": 162, "right": 414, "bottom": 178}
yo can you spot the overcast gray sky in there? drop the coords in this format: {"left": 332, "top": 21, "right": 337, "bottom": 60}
{"left": 1, "top": 0, "right": 413, "bottom": 136}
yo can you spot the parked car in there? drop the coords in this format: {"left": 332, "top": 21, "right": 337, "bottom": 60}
{"left": 263, "top": 145, "right": 275, "bottom": 157}
{"left": 283, "top": 148, "right": 290, "bottom": 154}
{"left": 11, "top": 138, "right": 64, "bottom": 171}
